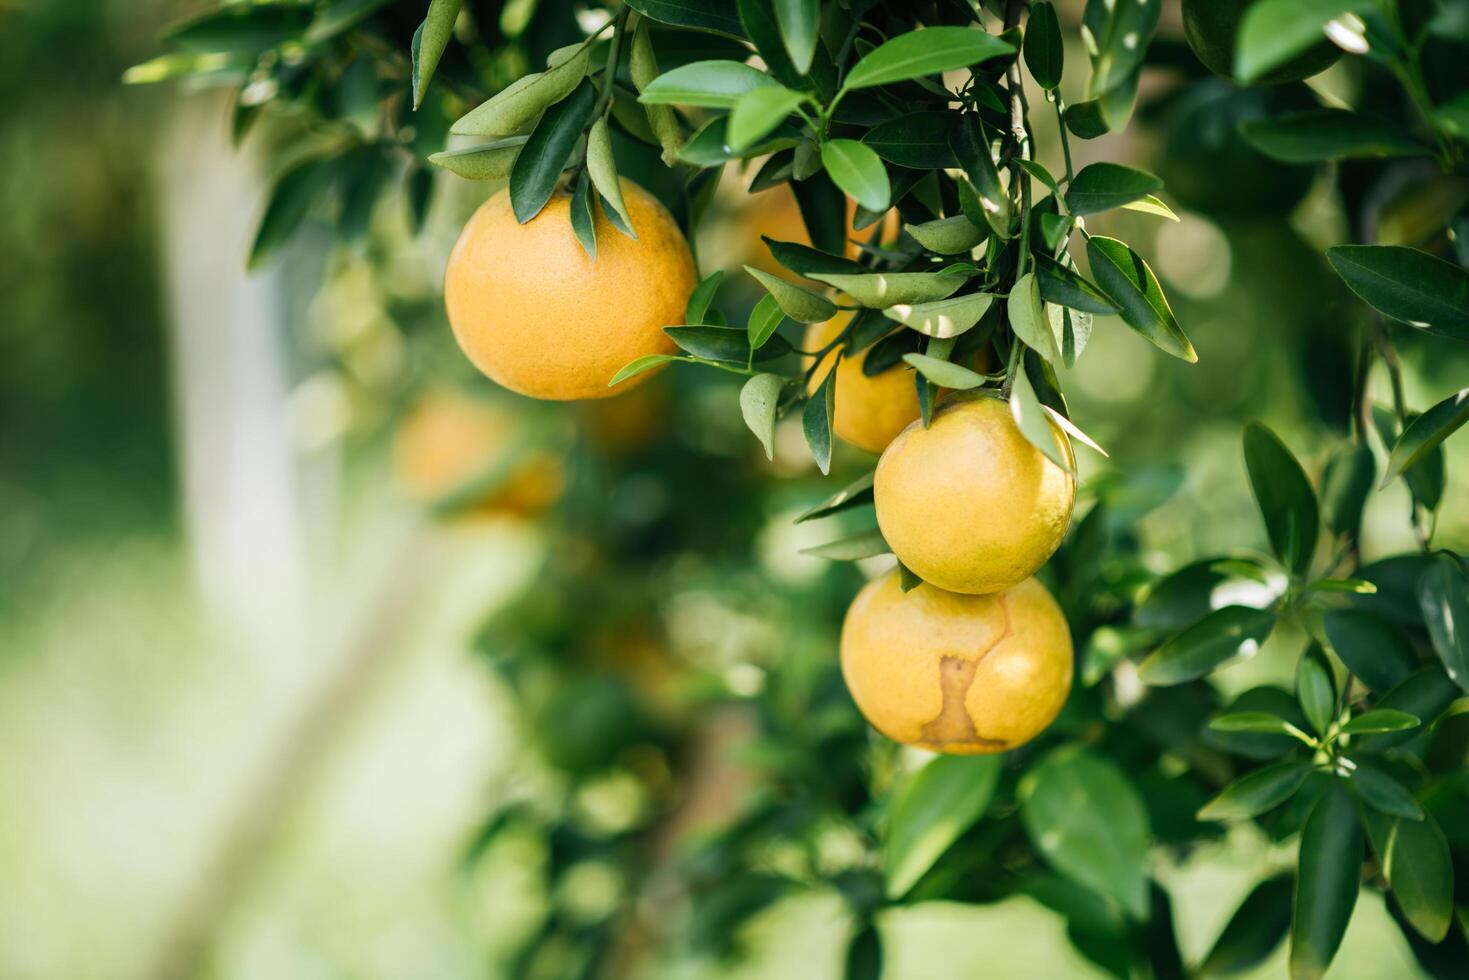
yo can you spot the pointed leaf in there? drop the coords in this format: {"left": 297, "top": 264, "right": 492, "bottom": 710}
{"left": 773, "top": 0, "right": 818, "bottom": 74}
{"left": 1322, "top": 611, "right": 1417, "bottom": 695}
{"left": 665, "top": 325, "right": 791, "bottom": 362}
{"left": 1297, "top": 645, "right": 1337, "bottom": 737}
{"left": 764, "top": 237, "right": 865, "bottom": 277}
{"left": 1362, "top": 808, "right": 1453, "bottom": 943}
{"left": 1064, "top": 163, "right": 1162, "bottom": 216}
{"left": 728, "top": 84, "right": 807, "bottom": 151}
{"left": 1290, "top": 784, "right": 1362, "bottom": 980}
{"left": 685, "top": 270, "right": 724, "bottom": 324}
{"left": 1008, "top": 271, "right": 1058, "bottom": 363}
{"left": 1209, "top": 712, "right": 1304, "bottom": 736}
{"left": 885, "top": 755, "right": 1003, "bottom": 898}
{"left": 1383, "top": 389, "right": 1469, "bottom": 488}
{"left": 883, "top": 292, "right": 993, "bottom": 339}
{"left": 1341, "top": 710, "right": 1420, "bottom": 735}
{"left": 811, "top": 268, "right": 971, "bottom": 307}
{"left": 452, "top": 43, "right": 589, "bottom": 135}
{"left": 412, "top": 0, "right": 460, "bottom": 109}
{"left": 1138, "top": 605, "right": 1276, "bottom": 685}
{"left": 624, "top": 0, "right": 746, "bottom": 38}
{"left": 802, "top": 528, "right": 888, "bottom": 560}
{"left": 1033, "top": 253, "right": 1119, "bottom": 315}
{"left": 904, "top": 215, "right": 986, "bottom": 255}
{"left": 1010, "top": 365, "right": 1072, "bottom": 473}
{"left": 1023, "top": 1, "right": 1064, "bottom": 89}
{"left": 569, "top": 170, "right": 596, "bottom": 258}
{"left": 950, "top": 114, "right": 1011, "bottom": 239}
{"left": 1321, "top": 443, "right": 1375, "bottom": 537}
{"left": 1236, "top": 0, "right": 1368, "bottom": 84}
{"left": 796, "top": 471, "right": 875, "bottom": 523}
{"left": 609, "top": 353, "right": 682, "bottom": 387}
{"left": 1351, "top": 757, "right": 1424, "bottom": 821}
{"left": 842, "top": 27, "right": 1015, "bottom": 92}
{"left": 1086, "top": 236, "right": 1196, "bottom": 362}
{"left": 509, "top": 78, "right": 597, "bottom": 223}
{"left": 1200, "top": 875, "right": 1294, "bottom": 976}
{"left": 803, "top": 368, "right": 835, "bottom": 473}
{"left": 862, "top": 112, "right": 959, "bottom": 169}
{"left": 640, "top": 60, "right": 776, "bottom": 108}
{"left": 1419, "top": 556, "right": 1469, "bottom": 693}
{"left": 820, "top": 139, "right": 890, "bottom": 213}
{"left": 1243, "top": 422, "right": 1319, "bottom": 576}
{"left": 740, "top": 372, "right": 785, "bottom": 459}
{"left": 428, "top": 136, "right": 527, "bottom": 180}
{"left": 1200, "top": 760, "right": 1313, "bottom": 822}
{"left": 902, "top": 353, "right": 987, "bottom": 390}
{"left": 1240, "top": 110, "right": 1426, "bottom": 163}
{"left": 1327, "top": 245, "right": 1469, "bottom": 342}
{"left": 745, "top": 267, "right": 834, "bottom": 324}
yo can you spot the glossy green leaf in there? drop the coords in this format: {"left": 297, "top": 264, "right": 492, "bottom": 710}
{"left": 1065, "top": 98, "right": 1109, "bottom": 139}
{"left": 820, "top": 139, "right": 890, "bottom": 213}
{"left": 1383, "top": 389, "right": 1469, "bottom": 488}
{"left": 1297, "top": 645, "right": 1337, "bottom": 736}
{"left": 1290, "top": 783, "right": 1362, "bottom": 980}
{"left": 1064, "top": 163, "right": 1162, "bottom": 216}
{"left": 1134, "top": 557, "right": 1280, "bottom": 630}
{"left": 1023, "top": 1, "right": 1064, "bottom": 89}
{"left": 452, "top": 43, "right": 589, "bottom": 135}
{"left": 1351, "top": 757, "right": 1424, "bottom": 820}
{"left": 640, "top": 60, "right": 775, "bottom": 108}
{"left": 1362, "top": 808, "right": 1453, "bottom": 943}
{"left": 904, "top": 215, "right": 986, "bottom": 255}
{"left": 569, "top": 170, "right": 596, "bottom": 258}
{"left": 1320, "top": 444, "right": 1375, "bottom": 537}
{"left": 685, "top": 270, "right": 724, "bottom": 324}
{"left": 772, "top": 0, "right": 818, "bottom": 74}
{"left": 1010, "top": 365, "right": 1072, "bottom": 473}
{"left": 249, "top": 157, "right": 335, "bottom": 269}
{"left": 885, "top": 755, "right": 1002, "bottom": 898}
{"left": 1034, "top": 253, "right": 1119, "bottom": 315}
{"left": 1236, "top": 0, "right": 1366, "bottom": 84}
{"left": 745, "top": 267, "right": 836, "bottom": 323}
{"left": 509, "top": 78, "right": 596, "bottom": 223}
{"left": 164, "top": 2, "right": 310, "bottom": 54}
{"left": 796, "top": 470, "right": 874, "bottom": 523}
{"left": 1322, "top": 610, "right": 1417, "bottom": 695}
{"left": 665, "top": 325, "right": 791, "bottom": 362}
{"left": 747, "top": 293, "right": 786, "bottom": 352}
{"left": 802, "top": 528, "right": 888, "bottom": 560}
{"left": 842, "top": 27, "right": 1015, "bottom": 92}
{"left": 1019, "top": 745, "right": 1151, "bottom": 920}
{"left": 884, "top": 293, "right": 993, "bottom": 339}
{"left": 764, "top": 238, "right": 866, "bottom": 278}
{"left": 1357, "top": 667, "right": 1459, "bottom": 752}
{"left": 1327, "top": 245, "right": 1469, "bottom": 342}
{"left": 1419, "top": 556, "right": 1469, "bottom": 692}
{"left": 1137, "top": 605, "right": 1276, "bottom": 685}
{"left": 1340, "top": 710, "right": 1420, "bottom": 735}
{"left": 1199, "top": 760, "right": 1313, "bottom": 821}
{"left": 804, "top": 368, "right": 835, "bottom": 473}
{"left": 1209, "top": 712, "right": 1304, "bottom": 736}
{"left": 624, "top": 0, "right": 746, "bottom": 39}
{"left": 1122, "top": 195, "right": 1180, "bottom": 221}
{"left": 950, "top": 115, "right": 1011, "bottom": 239}
{"left": 1243, "top": 421, "right": 1319, "bottom": 576}
{"left": 1009, "top": 271, "right": 1058, "bottom": 363}
{"left": 1240, "top": 110, "right": 1425, "bottom": 163}
{"left": 1371, "top": 406, "right": 1444, "bottom": 514}
{"left": 428, "top": 137, "right": 527, "bottom": 180}
{"left": 862, "top": 113, "right": 959, "bottom": 169}
{"left": 412, "top": 0, "right": 460, "bottom": 108}
{"left": 1014, "top": 159, "right": 1061, "bottom": 197}
{"left": 1086, "top": 236, "right": 1196, "bottom": 362}
{"left": 728, "top": 84, "right": 807, "bottom": 151}
{"left": 811, "top": 267, "right": 971, "bottom": 307}
{"left": 844, "top": 921, "right": 882, "bottom": 980}
{"left": 1199, "top": 874, "right": 1293, "bottom": 976}
{"left": 739, "top": 372, "right": 785, "bottom": 459}
{"left": 1083, "top": 0, "right": 1160, "bottom": 98}
{"left": 902, "top": 353, "right": 987, "bottom": 390}
{"left": 587, "top": 117, "right": 635, "bottom": 236}
{"left": 609, "top": 353, "right": 682, "bottom": 387}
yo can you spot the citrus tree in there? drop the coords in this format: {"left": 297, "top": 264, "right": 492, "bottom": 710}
{"left": 132, "top": 0, "right": 1469, "bottom": 977}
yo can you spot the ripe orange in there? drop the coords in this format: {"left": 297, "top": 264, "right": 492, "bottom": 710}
{"left": 444, "top": 180, "right": 697, "bottom": 400}
{"left": 841, "top": 570, "right": 1073, "bottom": 753}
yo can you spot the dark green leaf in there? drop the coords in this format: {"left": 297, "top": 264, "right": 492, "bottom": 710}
{"left": 1351, "top": 757, "right": 1424, "bottom": 820}
{"left": 844, "top": 921, "right": 882, "bottom": 980}
{"left": 1209, "top": 712, "right": 1303, "bottom": 735}
{"left": 1034, "top": 253, "right": 1119, "bottom": 315}
{"left": 1243, "top": 421, "right": 1319, "bottom": 576}
{"left": 568, "top": 171, "right": 597, "bottom": 259}
{"left": 842, "top": 27, "right": 1015, "bottom": 92}
{"left": 950, "top": 115, "right": 1011, "bottom": 239}
{"left": 1327, "top": 245, "right": 1469, "bottom": 342}
{"left": 763, "top": 237, "right": 865, "bottom": 277}
{"left": 862, "top": 113, "right": 959, "bottom": 169}
{"left": 1065, "top": 98, "right": 1109, "bottom": 139}
{"left": 1134, "top": 558, "right": 1280, "bottom": 630}
{"left": 802, "top": 528, "right": 888, "bottom": 560}
{"left": 1023, "top": 1, "right": 1064, "bottom": 89}
{"left": 1290, "top": 783, "right": 1362, "bottom": 980}
{"left": 1419, "top": 556, "right": 1469, "bottom": 692}
{"left": 1357, "top": 667, "right": 1459, "bottom": 752}
{"left": 165, "top": 2, "right": 309, "bottom": 54}
{"left": 640, "top": 60, "right": 775, "bottom": 108}
{"left": 1240, "top": 109, "right": 1425, "bottom": 163}
{"left": 1207, "top": 687, "right": 1312, "bottom": 760}
{"left": 1019, "top": 745, "right": 1151, "bottom": 919}
{"left": 624, "top": 0, "right": 746, "bottom": 39}
{"left": 1322, "top": 610, "right": 1417, "bottom": 695}
{"left": 739, "top": 372, "right": 785, "bottom": 459}
{"left": 1236, "top": 0, "right": 1367, "bottom": 84}
{"left": 249, "top": 157, "right": 335, "bottom": 269}
{"left": 665, "top": 324, "right": 791, "bottom": 361}
{"left": 1297, "top": 645, "right": 1337, "bottom": 737}
{"left": 885, "top": 755, "right": 1002, "bottom": 898}
{"left": 1086, "top": 236, "right": 1196, "bottom": 362}
{"left": 1362, "top": 809, "right": 1453, "bottom": 943}
{"left": 1199, "top": 760, "right": 1313, "bottom": 821}
{"left": 412, "top": 0, "right": 461, "bottom": 109}
{"left": 1383, "top": 389, "right": 1469, "bottom": 488}
{"left": 685, "top": 270, "right": 724, "bottom": 324}
{"left": 509, "top": 78, "right": 596, "bottom": 223}
{"left": 796, "top": 471, "right": 874, "bottom": 522}
{"left": 1064, "top": 163, "right": 1162, "bottom": 216}
{"left": 1320, "top": 443, "right": 1375, "bottom": 537}
{"left": 821, "top": 139, "right": 890, "bottom": 212}
{"left": 804, "top": 368, "right": 835, "bottom": 473}
{"left": 1083, "top": 0, "right": 1160, "bottom": 98}
{"left": 1199, "top": 875, "right": 1293, "bottom": 976}
{"left": 1340, "top": 710, "right": 1420, "bottom": 735}
{"left": 1371, "top": 406, "right": 1444, "bottom": 514}
{"left": 1137, "top": 605, "right": 1276, "bottom": 685}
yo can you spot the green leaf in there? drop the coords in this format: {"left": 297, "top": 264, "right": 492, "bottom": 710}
{"left": 569, "top": 170, "right": 596, "bottom": 258}
{"left": 1033, "top": 254, "right": 1118, "bottom": 316}
{"left": 820, "top": 139, "right": 890, "bottom": 213}
{"left": 1065, "top": 98, "right": 1109, "bottom": 139}
{"left": 884, "top": 293, "right": 993, "bottom": 340}
{"left": 1010, "top": 365, "right": 1072, "bottom": 473}
{"left": 1297, "top": 645, "right": 1337, "bottom": 737}
{"left": 1327, "top": 245, "right": 1469, "bottom": 342}
{"left": 901, "top": 353, "right": 987, "bottom": 390}
{"left": 428, "top": 137, "right": 527, "bottom": 180}
{"left": 1019, "top": 746, "right": 1151, "bottom": 920}
{"left": 1064, "top": 163, "right": 1162, "bottom": 216}
{"left": 796, "top": 471, "right": 874, "bottom": 523}
{"left": 803, "top": 368, "right": 835, "bottom": 473}
{"left": 763, "top": 237, "right": 866, "bottom": 278}
{"left": 1086, "top": 236, "right": 1196, "bottom": 362}
{"left": 1137, "top": 605, "right": 1276, "bottom": 685}
{"left": 452, "top": 43, "right": 590, "bottom": 135}
{"left": 685, "top": 270, "right": 724, "bottom": 324}
{"left": 1008, "top": 272, "right": 1058, "bottom": 363}
{"left": 810, "top": 268, "right": 971, "bottom": 307}
{"left": 1243, "top": 421, "right": 1319, "bottom": 576}
{"left": 1341, "top": 710, "right": 1421, "bottom": 735}
{"left": 772, "top": 0, "right": 818, "bottom": 74}
{"left": 842, "top": 27, "right": 1015, "bottom": 92}
{"left": 641, "top": 60, "right": 775, "bottom": 108}
{"left": 1351, "top": 757, "right": 1424, "bottom": 821}
{"left": 1291, "top": 784, "right": 1362, "bottom": 980}
{"left": 1209, "top": 712, "right": 1303, "bottom": 735}
{"left": 904, "top": 215, "right": 986, "bottom": 255}
{"left": 728, "top": 84, "right": 807, "bottom": 151}
{"left": 1014, "top": 159, "right": 1061, "bottom": 197}
{"left": 1121, "top": 194, "right": 1179, "bottom": 221}
{"left": 1236, "top": 0, "right": 1367, "bottom": 84}
{"left": 1320, "top": 444, "right": 1375, "bottom": 537}
{"left": 1419, "top": 556, "right": 1469, "bottom": 693}
{"left": 609, "top": 353, "right": 682, "bottom": 387}
{"left": 1362, "top": 809, "right": 1453, "bottom": 943}
{"left": 1199, "top": 760, "right": 1313, "bottom": 821}
{"left": 412, "top": 0, "right": 461, "bottom": 109}
{"left": 1357, "top": 667, "right": 1460, "bottom": 753}
{"left": 1134, "top": 557, "right": 1280, "bottom": 630}
{"left": 802, "top": 528, "right": 888, "bottom": 560}
{"left": 1322, "top": 610, "right": 1417, "bottom": 695}
{"left": 624, "top": 0, "right": 746, "bottom": 39}
{"left": 1383, "top": 389, "right": 1469, "bottom": 488}
{"left": 950, "top": 115, "right": 1011, "bottom": 239}
{"left": 587, "top": 117, "right": 634, "bottom": 237}
{"left": 746, "top": 293, "right": 786, "bottom": 352}
{"left": 862, "top": 113, "right": 959, "bottom": 169}
{"left": 744, "top": 267, "right": 835, "bottom": 323}
{"left": 1200, "top": 875, "right": 1294, "bottom": 976}
{"left": 1372, "top": 406, "right": 1444, "bottom": 514}
{"left": 249, "top": 157, "right": 335, "bottom": 269}
{"left": 509, "top": 78, "right": 597, "bottom": 223}
{"left": 665, "top": 325, "right": 791, "bottom": 362}
{"left": 164, "top": 2, "right": 310, "bottom": 54}
{"left": 1023, "top": 0, "right": 1064, "bottom": 89}
{"left": 1240, "top": 110, "right": 1425, "bottom": 163}
{"left": 1083, "top": 0, "right": 1160, "bottom": 98}
{"left": 739, "top": 373, "right": 785, "bottom": 459}
{"left": 885, "top": 755, "right": 1003, "bottom": 898}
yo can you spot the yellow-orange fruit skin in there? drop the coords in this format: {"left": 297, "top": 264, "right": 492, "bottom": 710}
{"left": 840, "top": 570, "right": 1073, "bottom": 754}
{"left": 803, "top": 314, "right": 922, "bottom": 455}
{"left": 874, "top": 394, "right": 1075, "bottom": 595}
{"left": 444, "top": 181, "right": 697, "bottom": 400}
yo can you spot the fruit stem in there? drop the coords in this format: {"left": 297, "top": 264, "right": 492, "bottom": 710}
{"left": 1052, "top": 90, "right": 1074, "bottom": 183}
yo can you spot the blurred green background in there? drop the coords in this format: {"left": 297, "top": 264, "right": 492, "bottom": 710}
{"left": 1, "top": 2, "right": 1465, "bottom": 979}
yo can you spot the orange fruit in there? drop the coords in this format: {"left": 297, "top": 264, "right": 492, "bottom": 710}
{"left": 444, "top": 180, "right": 697, "bottom": 400}
{"left": 803, "top": 313, "right": 922, "bottom": 455}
